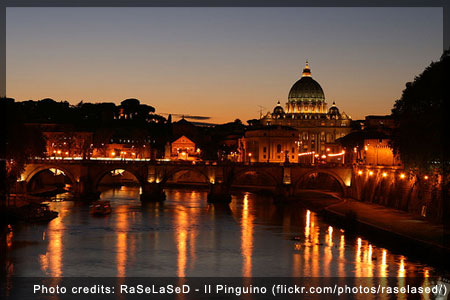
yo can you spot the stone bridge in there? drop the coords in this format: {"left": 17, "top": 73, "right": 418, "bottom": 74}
{"left": 20, "top": 159, "right": 353, "bottom": 202}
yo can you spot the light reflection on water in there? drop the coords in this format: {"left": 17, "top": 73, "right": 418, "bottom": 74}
{"left": 5, "top": 186, "right": 439, "bottom": 283}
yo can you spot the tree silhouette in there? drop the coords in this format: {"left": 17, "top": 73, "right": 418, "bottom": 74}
{"left": 391, "top": 50, "right": 448, "bottom": 173}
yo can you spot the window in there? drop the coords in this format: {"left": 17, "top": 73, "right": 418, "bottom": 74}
{"left": 277, "top": 144, "right": 282, "bottom": 153}
{"left": 263, "top": 147, "right": 267, "bottom": 153}
{"left": 302, "top": 132, "right": 308, "bottom": 140}
{"left": 292, "top": 147, "right": 295, "bottom": 153}
{"left": 320, "top": 132, "right": 325, "bottom": 142}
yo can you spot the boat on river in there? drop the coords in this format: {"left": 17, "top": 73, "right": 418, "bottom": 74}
{"left": 90, "top": 201, "right": 112, "bottom": 215}
{"left": 17, "top": 203, "right": 59, "bottom": 223}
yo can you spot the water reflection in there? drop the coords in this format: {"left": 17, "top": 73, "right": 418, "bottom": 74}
{"left": 116, "top": 205, "right": 128, "bottom": 277}
{"left": 39, "top": 207, "right": 65, "bottom": 277}
{"left": 241, "top": 193, "right": 254, "bottom": 277}
{"left": 4, "top": 186, "right": 440, "bottom": 283}
{"left": 175, "top": 209, "right": 188, "bottom": 277}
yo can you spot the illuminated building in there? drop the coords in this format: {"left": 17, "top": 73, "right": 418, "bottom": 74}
{"left": 42, "top": 129, "right": 94, "bottom": 158}
{"left": 363, "top": 139, "right": 401, "bottom": 166}
{"left": 171, "top": 135, "right": 199, "bottom": 160}
{"left": 259, "top": 61, "right": 352, "bottom": 155}
{"left": 240, "top": 126, "right": 299, "bottom": 163}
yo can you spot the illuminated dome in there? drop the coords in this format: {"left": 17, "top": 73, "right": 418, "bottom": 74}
{"left": 288, "top": 62, "right": 325, "bottom": 103}
{"left": 285, "top": 61, "right": 327, "bottom": 115}
{"left": 272, "top": 101, "right": 285, "bottom": 117}
{"left": 328, "top": 102, "right": 339, "bottom": 114}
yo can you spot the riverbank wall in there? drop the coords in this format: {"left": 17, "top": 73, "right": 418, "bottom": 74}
{"left": 348, "top": 166, "right": 445, "bottom": 223}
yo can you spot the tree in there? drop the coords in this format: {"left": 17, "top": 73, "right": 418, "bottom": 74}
{"left": 1, "top": 99, "right": 46, "bottom": 198}
{"left": 390, "top": 50, "right": 448, "bottom": 173}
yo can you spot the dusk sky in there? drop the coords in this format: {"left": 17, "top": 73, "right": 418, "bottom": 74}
{"left": 6, "top": 7, "right": 443, "bottom": 123}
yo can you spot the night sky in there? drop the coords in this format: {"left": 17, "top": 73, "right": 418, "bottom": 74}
{"left": 6, "top": 7, "right": 443, "bottom": 123}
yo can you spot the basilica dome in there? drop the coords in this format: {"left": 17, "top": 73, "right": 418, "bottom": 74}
{"left": 288, "top": 62, "right": 325, "bottom": 103}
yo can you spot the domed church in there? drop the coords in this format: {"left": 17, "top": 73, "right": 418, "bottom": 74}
{"left": 254, "top": 61, "right": 353, "bottom": 160}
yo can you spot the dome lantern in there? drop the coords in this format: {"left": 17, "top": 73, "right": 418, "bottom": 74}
{"left": 302, "top": 60, "right": 312, "bottom": 77}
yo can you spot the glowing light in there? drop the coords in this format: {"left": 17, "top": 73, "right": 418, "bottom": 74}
{"left": 111, "top": 169, "right": 125, "bottom": 176}
{"left": 305, "top": 210, "right": 311, "bottom": 240}
{"left": 368, "top": 171, "right": 373, "bottom": 176}
{"left": 398, "top": 257, "right": 406, "bottom": 277}
{"left": 241, "top": 193, "right": 254, "bottom": 277}
{"left": 49, "top": 168, "right": 65, "bottom": 176}
{"left": 327, "top": 151, "right": 345, "bottom": 157}
{"left": 326, "top": 148, "right": 330, "bottom": 152}
{"left": 321, "top": 154, "right": 327, "bottom": 159}
{"left": 382, "top": 172, "right": 387, "bottom": 177}
{"left": 357, "top": 170, "right": 363, "bottom": 175}
{"left": 111, "top": 152, "right": 116, "bottom": 156}
{"left": 368, "top": 244, "right": 372, "bottom": 263}
{"left": 327, "top": 226, "right": 333, "bottom": 246}
{"left": 248, "top": 153, "right": 252, "bottom": 157}
{"left": 298, "top": 151, "right": 315, "bottom": 156}
{"left": 380, "top": 249, "right": 388, "bottom": 277}
{"left": 424, "top": 175, "right": 429, "bottom": 180}
{"left": 176, "top": 210, "right": 188, "bottom": 277}
{"left": 400, "top": 173, "right": 406, "bottom": 179}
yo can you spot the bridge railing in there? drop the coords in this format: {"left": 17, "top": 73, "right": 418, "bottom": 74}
{"left": 27, "top": 157, "right": 355, "bottom": 169}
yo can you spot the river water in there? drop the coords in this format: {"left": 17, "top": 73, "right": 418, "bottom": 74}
{"left": 2, "top": 187, "right": 444, "bottom": 286}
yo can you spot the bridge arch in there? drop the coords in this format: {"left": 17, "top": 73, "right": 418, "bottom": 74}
{"left": 230, "top": 169, "right": 279, "bottom": 187}
{"left": 162, "top": 167, "right": 211, "bottom": 185}
{"left": 25, "top": 165, "right": 77, "bottom": 186}
{"left": 293, "top": 169, "right": 346, "bottom": 195}
{"left": 93, "top": 167, "right": 146, "bottom": 190}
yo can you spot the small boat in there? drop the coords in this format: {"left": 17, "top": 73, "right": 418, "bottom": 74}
{"left": 18, "top": 203, "right": 59, "bottom": 223}
{"left": 90, "top": 201, "right": 112, "bottom": 215}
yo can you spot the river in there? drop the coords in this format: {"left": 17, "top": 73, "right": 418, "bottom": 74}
{"left": 2, "top": 186, "right": 445, "bottom": 299}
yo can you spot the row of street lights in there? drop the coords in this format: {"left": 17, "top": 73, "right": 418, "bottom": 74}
{"left": 357, "top": 169, "right": 429, "bottom": 181}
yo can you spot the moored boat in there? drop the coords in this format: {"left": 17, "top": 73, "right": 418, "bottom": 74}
{"left": 17, "top": 203, "right": 59, "bottom": 223}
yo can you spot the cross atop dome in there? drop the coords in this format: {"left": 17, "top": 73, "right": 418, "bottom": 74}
{"left": 302, "top": 60, "right": 312, "bottom": 77}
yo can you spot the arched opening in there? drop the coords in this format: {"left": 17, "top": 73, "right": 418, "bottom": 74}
{"left": 294, "top": 171, "right": 345, "bottom": 197}
{"left": 231, "top": 171, "right": 277, "bottom": 191}
{"left": 96, "top": 169, "right": 142, "bottom": 201}
{"left": 27, "top": 167, "right": 74, "bottom": 198}
{"left": 165, "top": 169, "right": 209, "bottom": 187}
